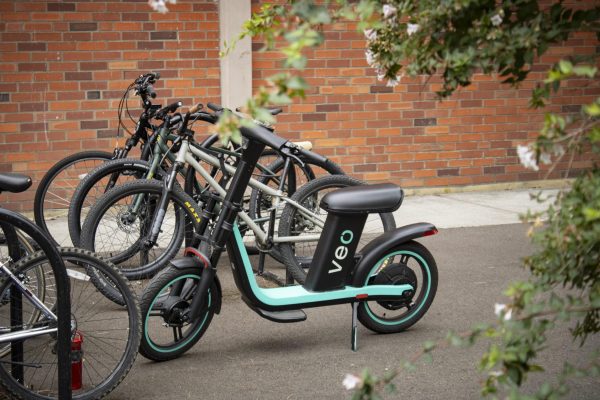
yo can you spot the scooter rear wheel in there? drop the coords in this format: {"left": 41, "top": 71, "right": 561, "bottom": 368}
{"left": 357, "top": 240, "right": 438, "bottom": 334}
{"left": 139, "top": 265, "right": 217, "bottom": 362}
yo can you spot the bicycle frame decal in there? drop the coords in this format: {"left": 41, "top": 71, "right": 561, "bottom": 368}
{"left": 184, "top": 201, "right": 201, "bottom": 223}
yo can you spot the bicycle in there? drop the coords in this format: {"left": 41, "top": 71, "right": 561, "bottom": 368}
{"left": 0, "top": 173, "right": 142, "bottom": 399}
{"left": 0, "top": 173, "right": 72, "bottom": 399}
{"left": 138, "top": 123, "right": 438, "bottom": 361}
{"left": 34, "top": 72, "right": 163, "bottom": 246}
{"left": 67, "top": 100, "right": 344, "bottom": 251}
{"left": 79, "top": 107, "right": 393, "bottom": 289}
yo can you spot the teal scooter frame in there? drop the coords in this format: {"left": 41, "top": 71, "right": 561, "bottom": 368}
{"left": 139, "top": 123, "right": 438, "bottom": 360}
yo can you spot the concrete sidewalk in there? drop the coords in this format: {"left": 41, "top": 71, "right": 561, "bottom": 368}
{"left": 44, "top": 187, "right": 561, "bottom": 247}
{"left": 395, "top": 188, "right": 559, "bottom": 229}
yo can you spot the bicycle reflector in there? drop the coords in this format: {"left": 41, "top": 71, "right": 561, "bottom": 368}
{"left": 71, "top": 331, "right": 83, "bottom": 390}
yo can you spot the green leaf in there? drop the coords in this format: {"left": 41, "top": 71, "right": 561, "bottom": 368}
{"left": 423, "top": 341, "right": 436, "bottom": 352}
{"left": 558, "top": 59, "right": 573, "bottom": 74}
{"left": 583, "top": 207, "right": 600, "bottom": 221}
{"left": 583, "top": 102, "right": 600, "bottom": 117}
{"left": 572, "top": 65, "right": 597, "bottom": 78}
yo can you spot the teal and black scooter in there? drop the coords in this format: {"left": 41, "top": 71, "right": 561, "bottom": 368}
{"left": 139, "top": 123, "right": 439, "bottom": 361}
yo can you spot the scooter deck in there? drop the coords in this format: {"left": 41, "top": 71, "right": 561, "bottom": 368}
{"left": 234, "top": 226, "right": 414, "bottom": 308}
{"left": 255, "top": 283, "right": 414, "bottom": 306}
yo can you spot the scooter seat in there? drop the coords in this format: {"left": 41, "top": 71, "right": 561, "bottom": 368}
{"left": 320, "top": 183, "right": 403, "bottom": 214}
{"left": 0, "top": 173, "right": 32, "bottom": 193}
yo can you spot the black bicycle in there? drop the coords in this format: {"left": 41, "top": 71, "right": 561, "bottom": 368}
{"left": 33, "top": 72, "right": 163, "bottom": 246}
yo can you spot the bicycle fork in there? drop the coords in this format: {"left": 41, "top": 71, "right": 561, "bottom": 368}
{"left": 144, "top": 162, "right": 183, "bottom": 249}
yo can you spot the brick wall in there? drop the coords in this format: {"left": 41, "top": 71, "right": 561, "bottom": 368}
{"left": 1, "top": 1, "right": 598, "bottom": 212}
{"left": 0, "top": 0, "right": 220, "bottom": 211}
{"left": 251, "top": 13, "right": 598, "bottom": 187}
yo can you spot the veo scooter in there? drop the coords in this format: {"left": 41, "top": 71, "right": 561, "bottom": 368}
{"left": 139, "top": 123, "right": 438, "bottom": 361}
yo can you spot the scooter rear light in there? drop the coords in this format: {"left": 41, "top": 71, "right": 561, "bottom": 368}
{"left": 355, "top": 294, "right": 368, "bottom": 300}
{"left": 423, "top": 228, "right": 438, "bottom": 237}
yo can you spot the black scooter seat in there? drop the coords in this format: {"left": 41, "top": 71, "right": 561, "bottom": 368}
{"left": 320, "top": 183, "right": 403, "bottom": 214}
{"left": 0, "top": 173, "right": 32, "bottom": 193}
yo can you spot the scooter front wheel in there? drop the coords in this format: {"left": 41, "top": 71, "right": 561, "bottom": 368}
{"left": 358, "top": 240, "right": 438, "bottom": 334}
{"left": 139, "top": 265, "right": 217, "bottom": 362}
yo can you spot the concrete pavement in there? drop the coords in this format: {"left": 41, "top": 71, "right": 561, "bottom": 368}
{"left": 45, "top": 187, "right": 560, "bottom": 247}
{"left": 395, "top": 188, "right": 558, "bottom": 229}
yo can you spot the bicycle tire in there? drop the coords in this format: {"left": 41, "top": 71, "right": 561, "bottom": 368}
{"left": 34, "top": 150, "right": 113, "bottom": 246}
{"left": 357, "top": 240, "right": 438, "bottom": 333}
{"left": 248, "top": 154, "right": 345, "bottom": 231}
{"left": 0, "top": 247, "right": 141, "bottom": 400}
{"left": 278, "top": 175, "right": 396, "bottom": 284}
{"left": 80, "top": 180, "right": 201, "bottom": 281}
{"left": 139, "top": 265, "right": 216, "bottom": 361}
{"left": 67, "top": 158, "right": 166, "bottom": 247}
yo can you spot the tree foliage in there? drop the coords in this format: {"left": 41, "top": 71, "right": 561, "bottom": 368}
{"left": 216, "top": 1, "right": 600, "bottom": 398}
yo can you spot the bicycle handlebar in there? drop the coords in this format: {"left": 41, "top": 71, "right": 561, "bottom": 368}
{"left": 155, "top": 101, "right": 182, "bottom": 120}
{"left": 146, "top": 84, "right": 157, "bottom": 99}
{"left": 135, "top": 71, "right": 160, "bottom": 85}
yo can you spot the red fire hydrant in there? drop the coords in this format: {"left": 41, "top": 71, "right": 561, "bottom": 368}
{"left": 71, "top": 331, "right": 83, "bottom": 390}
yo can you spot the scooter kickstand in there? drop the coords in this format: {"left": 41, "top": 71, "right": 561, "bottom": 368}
{"left": 351, "top": 302, "right": 358, "bottom": 352}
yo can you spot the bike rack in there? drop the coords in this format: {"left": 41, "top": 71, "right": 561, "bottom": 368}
{"left": 1, "top": 209, "right": 72, "bottom": 399}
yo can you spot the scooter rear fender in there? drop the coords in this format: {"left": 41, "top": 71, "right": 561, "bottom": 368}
{"left": 350, "top": 222, "right": 437, "bottom": 287}
{"left": 170, "top": 257, "right": 222, "bottom": 314}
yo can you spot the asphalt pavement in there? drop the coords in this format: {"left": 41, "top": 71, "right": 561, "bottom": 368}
{"left": 107, "top": 188, "right": 598, "bottom": 400}
{"left": 5, "top": 188, "right": 599, "bottom": 399}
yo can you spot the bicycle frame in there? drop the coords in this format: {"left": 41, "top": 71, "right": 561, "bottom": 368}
{"left": 182, "top": 138, "right": 324, "bottom": 245}
{"left": 0, "top": 260, "right": 58, "bottom": 340}
{"left": 0, "top": 208, "right": 72, "bottom": 398}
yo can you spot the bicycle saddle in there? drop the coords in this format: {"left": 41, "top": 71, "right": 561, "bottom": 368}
{"left": 320, "top": 183, "right": 403, "bottom": 214}
{"left": 0, "top": 173, "right": 32, "bottom": 193}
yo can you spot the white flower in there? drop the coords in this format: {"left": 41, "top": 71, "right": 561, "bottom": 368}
{"left": 376, "top": 69, "right": 386, "bottom": 81}
{"left": 364, "top": 29, "right": 377, "bottom": 41}
{"left": 491, "top": 14, "right": 503, "bottom": 26}
{"left": 494, "top": 303, "right": 512, "bottom": 321}
{"left": 407, "top": 23, "right": 420, "bottom": 36}
{"left": 383, "top": 4, "right": 397, "bottom": 19}
{"left": 342, "top": 374, "right": 362, "bottom": 390}
{"left": 365, "top": 49, "right": 376, "bottom": 67}
{"left": 148, "top": 0, "right": 176, "bottom": 14}
{"left": 517, "top": 145, "right": 539, "bottom": 171}
{"left": 539, "top": 152, "right": 552, "bottom": 165}
{"left": 552, "top": 143, "right": 565, "bottom": 157}
{"left": 386, "top": 77, "right": 400, "bottom": 87}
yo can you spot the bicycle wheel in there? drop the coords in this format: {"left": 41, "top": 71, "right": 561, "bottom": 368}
{"left": 34, "top": 151, "right": 113, "bottom": 246}
{"left": 248, "top": 156, "right": 315, "bottom": 232}
{"left": 68, "top": 158, "right": 166, "bottom": 247}
{"left": 357, "top": 240, "right": 438, "bottom": 333}
{"left": 0, "top": 247, "right": 141, "bottom": 400}
{"left": 278, "top": 175, "right": 396, "bottom": 284}
{"left": 139, "top": 265, "right": 216, "bottom": 362}
{"left": 249, "top": 154, "right": 345, "bottom": 241}
{"left": 80, "top": 180, "right": 201, "bottom": 281}
{"left": 249, "top": 154, "right": 345, "bottom": 221}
